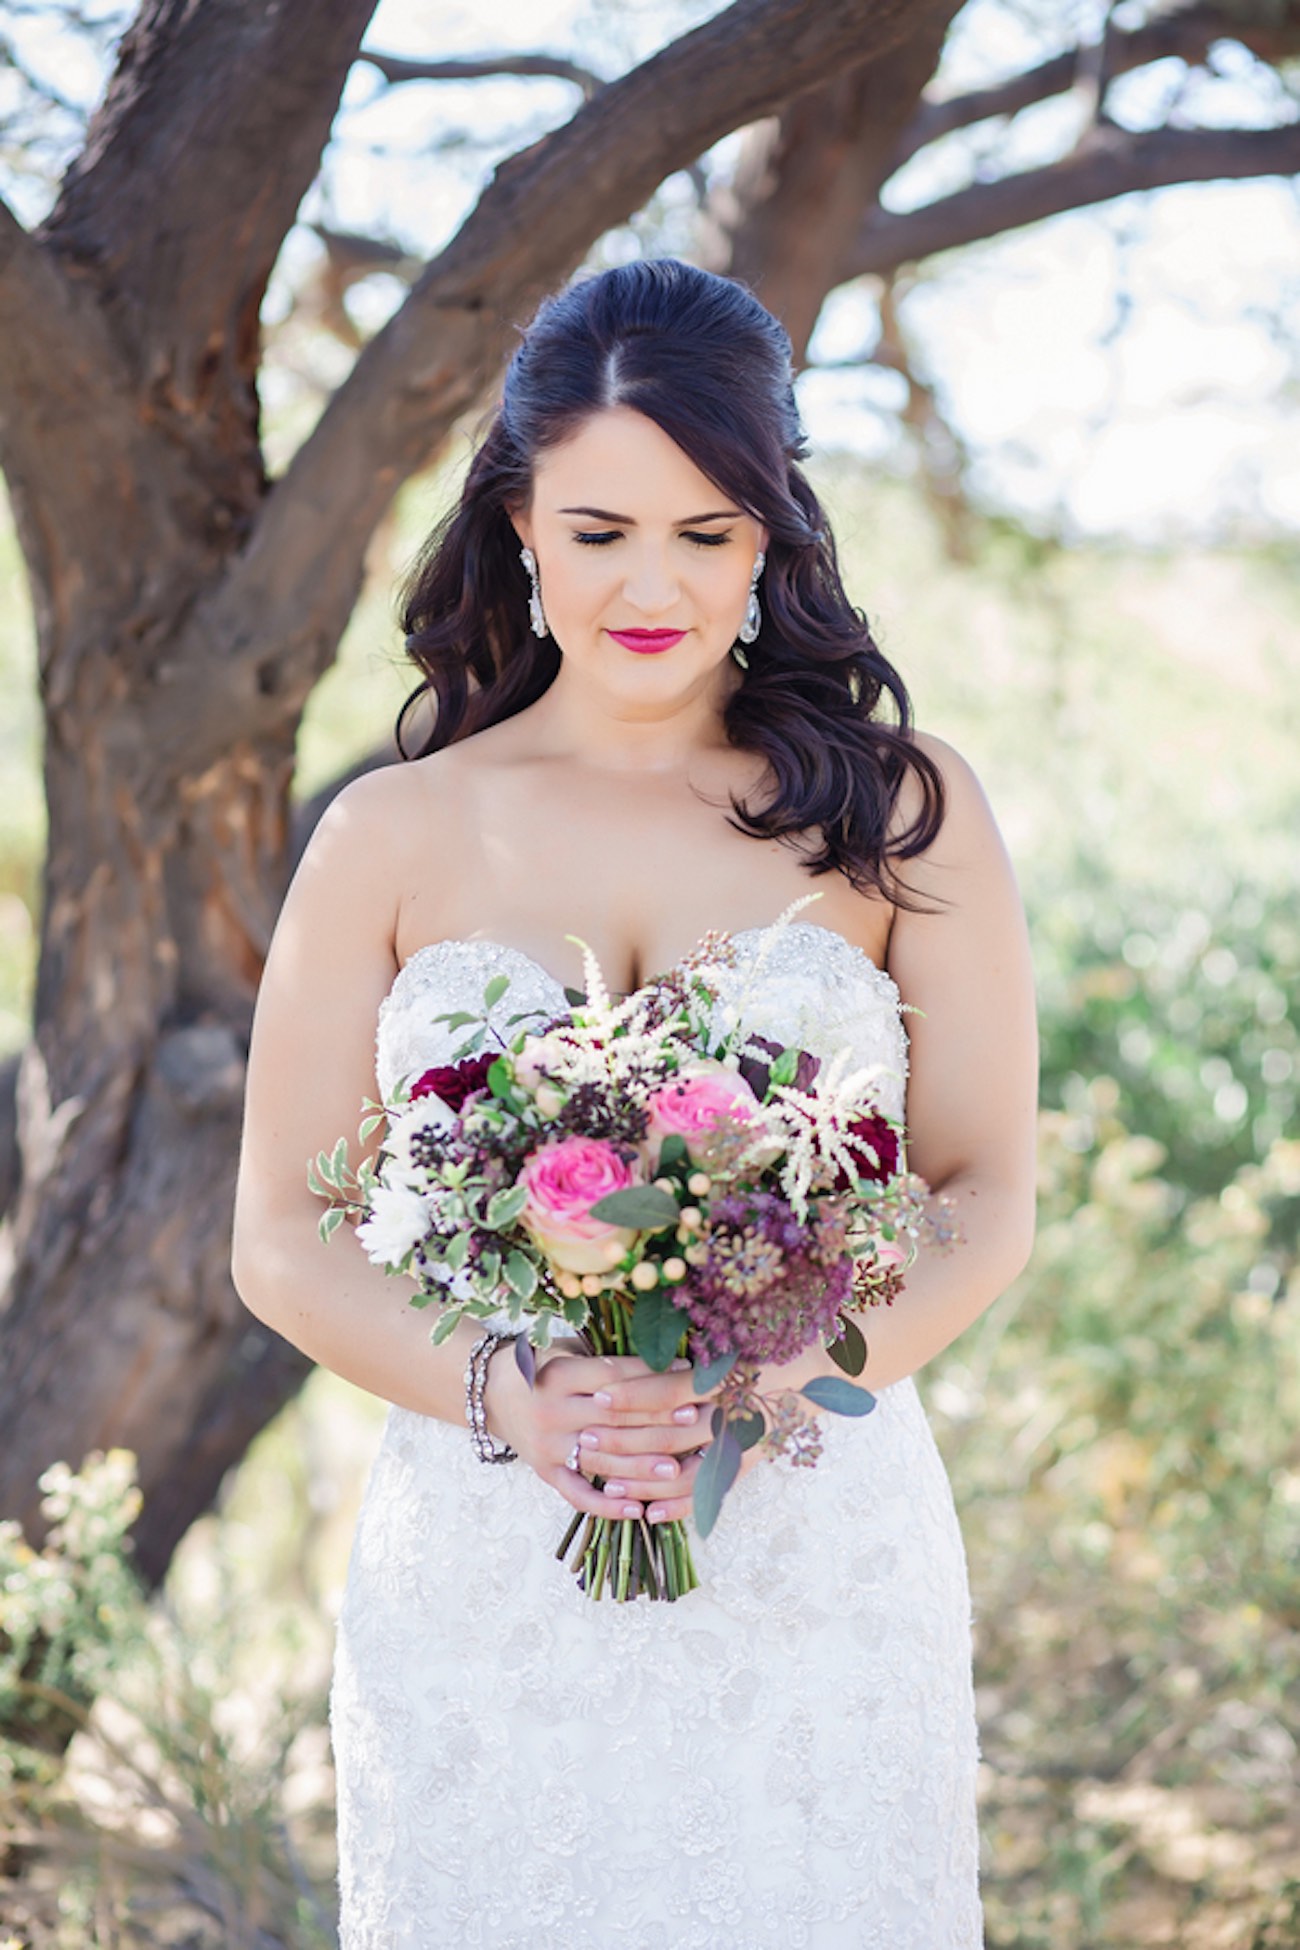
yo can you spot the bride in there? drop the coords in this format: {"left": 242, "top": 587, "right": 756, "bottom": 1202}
{"left": 232, "top": 257, "right": 1038, "bottom": 1947}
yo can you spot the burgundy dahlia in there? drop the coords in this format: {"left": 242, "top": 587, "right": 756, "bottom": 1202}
{"left": 836, "top": 1111, "right": 900, "bottom": 1188}
{"left": 411, "top": 1053, "right": 494, "bottom": 1112}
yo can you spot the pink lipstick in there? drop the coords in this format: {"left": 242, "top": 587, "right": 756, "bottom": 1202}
{"left": 608, "top": 628, "right": 687, "bottom": 655}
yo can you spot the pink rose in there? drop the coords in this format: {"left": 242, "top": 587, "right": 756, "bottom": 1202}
{"left": 518, "top": 1136, "right": 640, "bottom": 1275}
{"left": 645, "top": 1062, "right": 764, "bottom": 1168}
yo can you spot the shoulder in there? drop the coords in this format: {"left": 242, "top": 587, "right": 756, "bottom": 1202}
{"left": 885, "top": 727, "right": 999, "bottom": 865}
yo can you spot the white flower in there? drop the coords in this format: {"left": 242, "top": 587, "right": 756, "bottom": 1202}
{"left": 356, "top": 1183, "right": 435, "bottom": 1268}
{"left": 382, "top": 1100, "right": 455, "bottom": 1189}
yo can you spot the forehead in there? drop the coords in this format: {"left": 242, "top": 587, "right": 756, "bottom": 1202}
{"left": 530, "top": 406, "right": 726, "bottom": 512}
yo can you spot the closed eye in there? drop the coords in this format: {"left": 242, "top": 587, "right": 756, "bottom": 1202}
{"left": 572, "top": 530, "right": 733, "bottom": 549}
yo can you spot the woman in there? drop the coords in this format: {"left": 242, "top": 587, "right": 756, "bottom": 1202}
{"left": 232, "top": 258, "right": 1038, "bottom": 1947}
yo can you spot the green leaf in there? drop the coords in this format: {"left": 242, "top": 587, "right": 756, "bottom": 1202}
{"left": 479, "top": 1250, "right": 501, "bottom": 1290}
{"left": 408, "top": 1290, "right": 433, "bottom": 1310}
{"left": 435, "top": 1010, "right": 479, "bottom": 1030}
{"left": 563, "top": 986, "right": 586, "bottom": 1007}
{"left": 732, "top": 1409, "right": 767, "bottom": 1451}
{"left": 330, "top": 1135, "right": 348, "bottom": 1184}
{"left": 486, "top": 1184, "right": 529, "bottom": 1230}
{"left": 693, "top": 1350, "right": 737, "bottom": 1395}
{"left": 800, "top": 1375, "right": 877, "bottom": 1417}
{"left": 358, "top": 1113, "right": 384, "bottom": 1143}
{"left": 588, "top": 1185, "right": 680, "bottom": 1229}
{"left": 314, "top": 1148, "right": 337, "bottom": 1191}
{"left": 452, "top": 1029, "right": 487, "bottom": 1061}
{"left": 561, "top": 1294, "right": 588, "bottom": 1326}
{"left": 504, "top": 1251, "right": 538, "bottom": 1301}
{"left": 656, "top": 1133, "right": 688, "bottom": 1173}
{"left": 317, "top": 1207, "right": 345, "bottom": 1244}
{"left": 430, "top": 1309, "right": 463, "bottom": 1346}
{"left": 306, "top": 1158, "right": 328, "bottom": 1199}
{"left": 483, "top": 973, "right": 510, "bottom": 1009}
{"left": 769, "top": 1047, "right": 799, "bottom": 1090}
{"left": 827, "top": 1314, "right": 867, "bottom": 1378}
{"left": 444, "top": 1231, "right": 471, "bottom": 1273}
{"left": 693, "top": 1411, "right": 742, "bottom": 1538}
{"left": 487, "top": 1057, "right": 514, "bottom": 1101}
{"left": 629, "top": 1282, "right": 688, "bottom": 1371}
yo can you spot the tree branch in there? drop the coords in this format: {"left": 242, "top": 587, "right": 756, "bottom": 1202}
{"left": 892, "top": 5, "right": 1300, "bottom": 169}
{"left": 38, "top": 0, "right": 378, "bottom": 439}
{"left": 0, "top": 193, "right": 160, "bottom": 616}
{"left": 175, "top": 0, "right": 923, "bottom": 761}
{"left": 359, "top": 48, "right": 604, "bottom": 97}
{"left": 848, "top": 121, "right": 1300, "bottom": 279}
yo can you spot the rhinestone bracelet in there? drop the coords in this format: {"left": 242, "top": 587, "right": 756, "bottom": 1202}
{"left": 465, "top": 1329, "right": 520, "bottom": 1463}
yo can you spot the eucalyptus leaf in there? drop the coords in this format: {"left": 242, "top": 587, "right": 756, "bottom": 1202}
{"left": 693, "top": 1349, "right": 737, "bottom": 1395}
{"left": 693, "top": 1420, "right": 743, "bottom": 1538}
{"left": 629, "top": 1282, "right": 689, "bottom": 1371}
{"left": 800, "top": 1375, "right": 878, "bottom": 1417}
{"left": 588, "top": 1185, "right": 680, "bottom": 1229}
{"left": 827, "top": 1314, "right": 867, "bottom": 1378}
{"left": 483, "top": 973, "right": 510, "bottom": 1009}
{"left": 731, "top": 1409, "right": 767, "bottom": 1452}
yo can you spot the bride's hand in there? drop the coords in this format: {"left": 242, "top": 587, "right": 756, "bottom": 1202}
{"left": 484, "top": 1341, "right": 714, "bottom": 1522}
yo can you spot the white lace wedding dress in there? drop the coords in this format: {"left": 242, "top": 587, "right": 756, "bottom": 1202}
{"left": 329, "top": 922, "right": 983, "bottom": 1948}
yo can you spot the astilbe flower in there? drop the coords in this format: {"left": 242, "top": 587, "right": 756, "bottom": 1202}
{"left": 674, "top": 1189, "right": 853, "bottom": 1367}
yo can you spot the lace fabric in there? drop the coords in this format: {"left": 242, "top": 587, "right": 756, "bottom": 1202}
{"left": 330, "top": 926, "right": 984, "bottom": 1947}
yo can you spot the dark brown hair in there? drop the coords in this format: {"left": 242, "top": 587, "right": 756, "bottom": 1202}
{"left": 396, "top": 257, "right": 944, "bottom": 905}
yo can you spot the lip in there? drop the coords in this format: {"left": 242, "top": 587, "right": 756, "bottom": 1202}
{"left": 607, "top": 628, "right": 687, "bottom": 655}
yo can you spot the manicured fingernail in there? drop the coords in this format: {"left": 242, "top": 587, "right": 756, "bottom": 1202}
{"left": 593, "top": 1390, "right": 612, "bottom": 1405}
{"left": 579, "top": 1431, "right": 600, "bottom": 1448}
{"left": 622, "top": 1503, "right": 642, "bottom": 1519}
{"left": 670, "top": 1358, "right": 691, "bottom": 1371}
{"left": 605, "top": 1481, "right": 626, "bottom": 1496}
{"left": 653, "top": 1462, "right": 676, "bottom": 1477}
{"left": 673, "top": 1406, "right": 697, "bottom": 1424}
{"left": 647, "top": 1506, "right": 667, "bottom": 1522}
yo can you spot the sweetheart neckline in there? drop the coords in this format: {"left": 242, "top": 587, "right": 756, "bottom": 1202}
{"left": 384, "top": 919, "right": 902, "bottom": 1015}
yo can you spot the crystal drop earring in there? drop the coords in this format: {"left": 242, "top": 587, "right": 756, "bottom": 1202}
{"left": 519, "top": 545, "right": 549, "bottom": 639}
{"left": 736, "top": 548, "right": 766, "bottom": 648}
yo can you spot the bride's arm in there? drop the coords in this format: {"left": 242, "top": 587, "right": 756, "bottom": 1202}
{"left": 230, "top": 764, "right": 698, "bottom": 1521}
{"left": 767, "top": 729, "right": 1039, "bottom": 1400}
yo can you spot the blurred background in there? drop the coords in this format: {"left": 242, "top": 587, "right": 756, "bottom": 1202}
{"left": 0, "top": 1, "right": 1297, "bottom": 1945}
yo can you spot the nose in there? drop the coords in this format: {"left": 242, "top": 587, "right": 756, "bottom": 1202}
{"left": 621, "top": 546, "right": 681, "bottom": 617}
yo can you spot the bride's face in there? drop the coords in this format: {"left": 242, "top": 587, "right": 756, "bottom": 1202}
{"left": 511, "top": 405, "right": 768, "bottom": 707}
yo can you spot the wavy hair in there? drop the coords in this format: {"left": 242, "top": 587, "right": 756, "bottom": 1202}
{"left": 396, "top": 258, "right": 945, "bottom": 907}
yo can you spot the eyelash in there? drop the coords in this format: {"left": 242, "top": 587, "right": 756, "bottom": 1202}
{"left": 573, "top": 531, "right": 731, "bottom": 550}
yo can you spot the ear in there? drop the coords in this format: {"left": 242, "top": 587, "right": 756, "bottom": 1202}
{"left": 507, "top": 506, "right": 534, "bottom": 552}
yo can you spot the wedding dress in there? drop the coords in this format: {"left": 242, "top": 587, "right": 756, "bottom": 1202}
{"left": 329, "top": 922, "right": 983, "bottom": 1948}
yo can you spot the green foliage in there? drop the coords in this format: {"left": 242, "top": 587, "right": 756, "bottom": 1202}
{"left": 0, "top": 1445, "right": 342, "bottom": 1946}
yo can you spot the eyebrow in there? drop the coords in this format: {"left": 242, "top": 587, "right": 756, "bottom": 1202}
{"left": 557, "top": 505, "right": 742, "bottom": 525}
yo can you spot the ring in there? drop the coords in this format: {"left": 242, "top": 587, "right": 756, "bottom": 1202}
{"left": 566, "top": 1441, "right": 582, "bottom": 1473}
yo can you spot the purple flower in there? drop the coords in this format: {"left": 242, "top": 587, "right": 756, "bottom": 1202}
{"left": 673, "top": 1189, "right": 852, "bottom": 1368}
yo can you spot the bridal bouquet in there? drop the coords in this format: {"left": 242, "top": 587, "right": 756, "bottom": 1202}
{"left": 311, "top": 905, "right": 959, "bottom": 1602}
